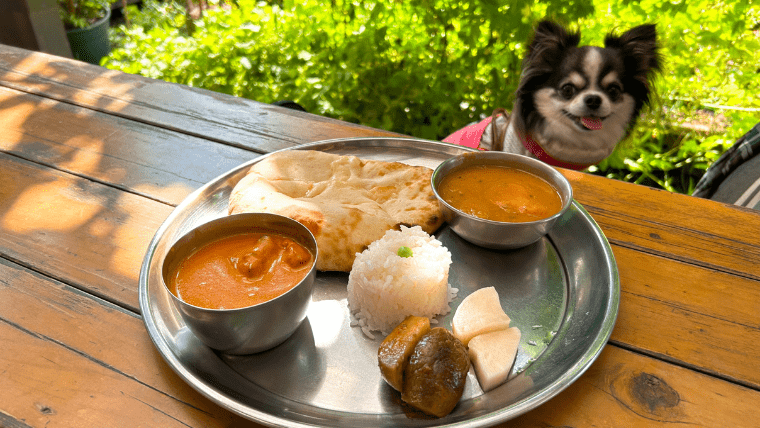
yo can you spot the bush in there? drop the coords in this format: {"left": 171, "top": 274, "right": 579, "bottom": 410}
{"left": 104, "top": 0, "right": 760, "bottom": 194}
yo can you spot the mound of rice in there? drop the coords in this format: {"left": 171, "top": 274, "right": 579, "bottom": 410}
{"left": 347, "top": 225, "right": 456, "bottom": 339}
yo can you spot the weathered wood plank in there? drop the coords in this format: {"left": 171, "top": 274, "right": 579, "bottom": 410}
{"left": 0, "top": 85, "right": 258, "bottom": 206}
{"left": 561, "top": 169, "right": 760, "bottom": 281}
{"left": 501, "top": 345, "right": 760, "bottom": 428}
{"left": 2, "top": 258, "right": 758, "bottom": 428}
{"left": 0, "top": 153, "right": 171, "bottom": 311}
{"left": 0, "top": 44, "right": 401, "bottom": 154}
{"left": 611, "top": 245, "right": 760, "bottom": 389}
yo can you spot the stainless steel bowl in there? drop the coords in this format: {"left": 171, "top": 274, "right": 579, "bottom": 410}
{"left": 161, "top": 213, "right": 318, "bottom": 355}
{"left": 432, "top": 152, "right": 573, "bottom": 249}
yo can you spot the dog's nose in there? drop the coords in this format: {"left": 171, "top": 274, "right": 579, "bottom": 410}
{"left": 584, "top": 95, "right": 602, "bottom": 110}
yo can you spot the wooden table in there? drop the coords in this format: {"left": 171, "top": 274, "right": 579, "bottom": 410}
{"left": 1, "top": 43, "right": 758, "bottom": 427}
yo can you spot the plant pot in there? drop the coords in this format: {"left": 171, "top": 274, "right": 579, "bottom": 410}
{"left": 66, "top": 7, "right": 111, "bottom": 65}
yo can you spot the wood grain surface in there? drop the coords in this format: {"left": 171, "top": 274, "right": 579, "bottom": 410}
{"left": 1, "top": 45, "right": 758, "bottom": 427}
{"left": 561, "top": 169, "right": 760, "bottom": 281}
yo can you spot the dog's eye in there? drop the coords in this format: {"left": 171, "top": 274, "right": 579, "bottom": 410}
{"left": 560, "top": 84, "right": 576, "bottom": 99}
{"left": 606, "top": 84, "right": 622, "bottom": 100}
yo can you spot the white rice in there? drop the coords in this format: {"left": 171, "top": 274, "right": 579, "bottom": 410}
{"left": 347, "top": 225, "right": 457, "bottom": 339}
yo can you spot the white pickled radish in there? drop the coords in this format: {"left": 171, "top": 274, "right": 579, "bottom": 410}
{"left": 452, "top": 286, "right": 511, "bottom": 346}
{"left": 468, "top": 327, "right": 522, "bottom": 392}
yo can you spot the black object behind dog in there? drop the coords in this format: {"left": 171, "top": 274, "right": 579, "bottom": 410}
{"left": 693, "top": 122, "right": 760, "bottom": 210}
{"left": 272, "top": 100, "right": 307, "bottom": 112}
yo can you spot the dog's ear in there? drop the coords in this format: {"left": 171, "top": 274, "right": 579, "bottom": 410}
{"left": 527, "top": 21, "right": 581, "bottom": 65}
{"left": 604, "top": 24, "right": 662, "bottom": 79}
{"left": 514, "top": 21, "right": 580, "bottom": 141}
{"left": 605, "top": 24, "right": 663, "bottom": 127}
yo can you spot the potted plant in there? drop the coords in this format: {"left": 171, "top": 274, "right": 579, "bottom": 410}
{"left": 58, "top": 0, "right": 112, "bottom": 64}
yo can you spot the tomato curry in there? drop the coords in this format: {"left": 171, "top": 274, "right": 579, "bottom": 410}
{"left": 168, "top": 232, "right": 314, "bottom": 310}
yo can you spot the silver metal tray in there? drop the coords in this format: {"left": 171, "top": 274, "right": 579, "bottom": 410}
{"left": 139, "top": 137, "right": 619, "bottom": 427}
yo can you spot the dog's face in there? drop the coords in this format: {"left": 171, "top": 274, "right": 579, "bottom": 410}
{"left": 532, "top": 46, "right": 636, "bottom": 163}
{"left": 512, "top": 21, "right": 661, "bottom": 166}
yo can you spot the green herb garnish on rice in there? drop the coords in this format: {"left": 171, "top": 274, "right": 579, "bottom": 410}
{"left": 397, "top": 246, "right": 413, "bottom": 258}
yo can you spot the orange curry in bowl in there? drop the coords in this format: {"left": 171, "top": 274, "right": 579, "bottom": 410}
{"left": 437, "top": 165, "right": 562, "bottom": 223}
{"left": 167, "top": 232, "right": 314, "bottom": 310}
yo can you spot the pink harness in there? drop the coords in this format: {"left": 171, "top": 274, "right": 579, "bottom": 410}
{"left": 443, "top": 117, "right": 591, "bottom": 171}
{"left": 442, "top": 116, "right": 492, "bottom": 150}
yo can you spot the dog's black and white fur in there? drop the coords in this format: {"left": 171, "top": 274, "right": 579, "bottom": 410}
{"left": 479, "top": 21, "right": 661, "bottom": 169}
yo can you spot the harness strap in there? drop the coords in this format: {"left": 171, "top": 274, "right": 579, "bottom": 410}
{"left": 521, "top": 134, "right": 592, "bottom": 171}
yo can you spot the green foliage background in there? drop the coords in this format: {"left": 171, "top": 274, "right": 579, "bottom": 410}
{"left": 104, "top": 0, "right": 760, "bottom": 194}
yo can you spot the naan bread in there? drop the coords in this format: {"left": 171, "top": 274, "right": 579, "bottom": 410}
{"left": 228, "top": 150, "right": 444, "bottom": 272}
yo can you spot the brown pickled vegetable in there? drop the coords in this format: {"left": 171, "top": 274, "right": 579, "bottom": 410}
{"left": 378, "top": 316, "right": 431, "bottom": 391}
{"left": 401, "top": 327, "right": 470, "bottom": 417}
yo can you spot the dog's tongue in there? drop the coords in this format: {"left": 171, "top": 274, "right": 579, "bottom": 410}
{"left": 581, "top": 116, "right": 603, "bottom": 130}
